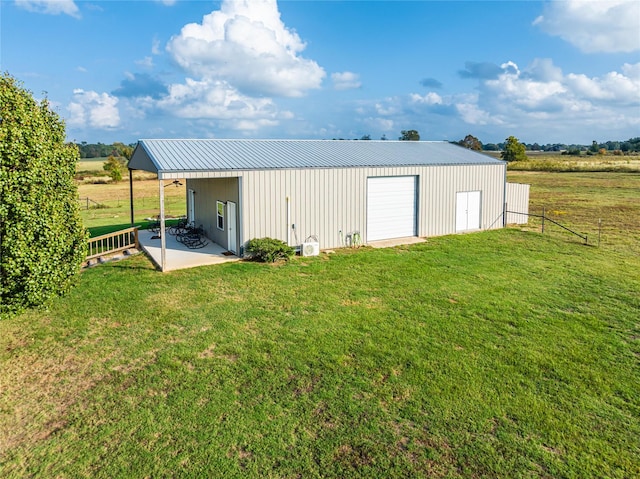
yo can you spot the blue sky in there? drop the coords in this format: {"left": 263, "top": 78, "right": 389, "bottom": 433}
{"left": 2, "top": 0, "right": 639, "bottom": 144}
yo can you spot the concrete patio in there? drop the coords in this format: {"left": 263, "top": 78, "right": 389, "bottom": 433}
{"left": 367, "top": 236, "right": 426, "bottom": 249}
{"left": 137, "top": 228, "right": 240, "bottom": 272}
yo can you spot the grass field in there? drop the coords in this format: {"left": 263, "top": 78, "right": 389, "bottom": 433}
{"left": 1, "top": 171, "right": 638, "bottom": 477}
{"left": 507, "top": 171, "right": 639, "bottom": 255}
{"left": 77, "top": 157, "right": 108, "bottom": 173}
{"left": 483, "top": 152, "right": 640, "bottom": 174}
{"left": 78, "top": 179, "right": 187, "bottom": 234}
{"left": 507, "top": 153, "right": 640, "bottom": 173}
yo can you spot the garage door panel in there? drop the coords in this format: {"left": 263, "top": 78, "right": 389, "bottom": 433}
{"left": 367, "top": 177, "right": 417, "bottom": 241}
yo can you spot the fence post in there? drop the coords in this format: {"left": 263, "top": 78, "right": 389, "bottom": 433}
{"left": 503, "top": 202, "right": 507, "bottom": 227}
{"left": 86, "top": 197, "right": 89, "bottom": 210}
{"left": 541, "top": 206, "right": 545, "bottom": 234}
{"left": 598, "top": 219, "right": 601, "bottom": 247}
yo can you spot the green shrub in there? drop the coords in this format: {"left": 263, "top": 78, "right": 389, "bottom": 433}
{"left": 246, "top": 237, "right": 295, "bottom": 263}
{"left": 103, "top": 155, "right": 125, "bottom": 182}
{"left": 1, "top": 73, "right": 88, "bottom": 317}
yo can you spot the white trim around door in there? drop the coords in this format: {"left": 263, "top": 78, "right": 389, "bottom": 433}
{"left": 456, "top": 191, "right": 481, "bottom": 232}
{"left": 227, "top": 201, "right": 237, "bottom": 254}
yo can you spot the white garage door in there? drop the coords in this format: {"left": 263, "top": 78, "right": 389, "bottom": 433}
{"left": 456, "top": 191, "right": 481, "bottom": 232}
{"left": 367, "top": 176, "right": 417, "bottom": 241}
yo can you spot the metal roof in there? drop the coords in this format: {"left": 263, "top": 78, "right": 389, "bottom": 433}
{"left": 129, "top": 139, "right": 504, "bottom": 174}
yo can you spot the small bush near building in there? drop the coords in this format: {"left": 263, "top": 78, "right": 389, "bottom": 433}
{"left": 246, "top": 238, "right": 295, "bottom": 263}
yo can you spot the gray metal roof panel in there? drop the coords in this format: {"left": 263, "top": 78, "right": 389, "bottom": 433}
{"left": 131, "top": 139, "right": 504, "bottom": 173}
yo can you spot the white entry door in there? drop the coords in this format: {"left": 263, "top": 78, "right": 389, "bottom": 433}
{"left": 367, "top": 176, "right": 417, "bottom": 241}
{"left": 227, "top": 201, "right": 237, "bottom": 254}
{"left": 456, "top": 191, "right": 481, "bottom": 232}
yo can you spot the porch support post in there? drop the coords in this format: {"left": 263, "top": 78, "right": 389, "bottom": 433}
{"left": 159, "top": 178, "right": 167, "bottom": 272}
{"left": 129, "top": 168, "right": 134, "bottom": 226}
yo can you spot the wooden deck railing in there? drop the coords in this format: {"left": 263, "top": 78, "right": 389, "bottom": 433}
{"left": 86, "top": 227, "right": 139, "bottom": 260}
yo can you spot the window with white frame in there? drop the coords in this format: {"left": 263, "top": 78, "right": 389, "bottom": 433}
{"left": 216, "top": 201, "right": 225, "bottom": 230}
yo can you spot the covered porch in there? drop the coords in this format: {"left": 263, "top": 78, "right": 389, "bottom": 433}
{"left": 128, "top": 140, "right": 246, "bottom": 272}
{"left": 137, "top": 228, "right": 240, "bottom": 272}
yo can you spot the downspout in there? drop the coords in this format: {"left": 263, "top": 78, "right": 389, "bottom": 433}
{"left": 238, "top": 177, "right": 244, "bottom": 257}
{"left": 159, "top": 177, "right": 166, "bottom": 272}
{"left": 286, "top": 196, "right": 291, "bottom": 246}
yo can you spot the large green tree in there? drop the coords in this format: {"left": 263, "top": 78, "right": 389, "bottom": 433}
{"left": 399, "top": 130, "right": 420, "bottom": 141}
{"left": 500, "top": 136, "right": 528, "bottom": 162}
{"left": 458, "top": 134, "right": 483, "bottom": 151}
{"left": 0, "top": 73, "right": 87, "bottom": 316}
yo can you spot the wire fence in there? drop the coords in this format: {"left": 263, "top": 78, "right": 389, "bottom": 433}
{"left": 78, "top": 194, "right": 187, "bottom": 219}
{"left": 507, "top": 207, "right": 596, "bottom": 246}
{"left": 78, "top": 197, "right": 107, "bottom": 209}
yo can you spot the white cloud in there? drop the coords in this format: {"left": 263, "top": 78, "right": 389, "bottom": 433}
{"left": 135, "top": 56, "right": 154, "bottom": 68}
{"left": 374, "top": 101, "right": 400, "bottom": 116}
{"left": 481, "top": 60, "right": 640, "bottom": 112}
{"left": 455, "top": 59, "right": 640, "bottom": 141}
{"left": 166, "top": 0, "right": 325, "bottom": 97}
{"left": 331, "top": 72, "right": 361, "bottom": 90}
{"left": 67, "top": 90, "right": 120, "bottom": 129}
{"left": 15, "top": 0, "right": 80, "bottom": 18}
{"left": 533, "top": 0, "right": 640, "bottom": 53}
{"left": 483, "top": 64, "right": 567, "bottom": 110}
{"left": 410, "top": 92, "right": 442, "bottom": 105}
{"left": 351, "top": 58, "right": 639, "bottom": 142}
{"left": 455, "top": 102, "right": 501, "bottom": 126}
{"left": 566, "top": 70, "right": 640, "bottom": 103}
{"left": 232, "top": 119, "right": 279, "bottom": 131}
{"left": 151, "top": 38, "right": 162, "bottom": 55}
{"left": 363, "top": 117, "right": 394, "bottom": 132}
{"left": 524, "top": 58, "right": 563, "bottom": 82}
{"left": 156, "top": 78, "right": 286, "bottom": 126}
{"left": 622, "top": 62, "right": 640, "bottom": 79}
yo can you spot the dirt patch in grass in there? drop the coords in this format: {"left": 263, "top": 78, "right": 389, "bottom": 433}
{"left": 227, "top": 444, "right": 253, "bottom": 470}
{"left": 198, "top": 344, "right": 238, "bottom": 362}
{"left": 333, "top": 443, "right": 374, "bottom": 468}
{"left": 0, "top": 345, "right": 105, "bottom": 457}
{"left": 340, "top": 297, "right": 382, "bottom": 309}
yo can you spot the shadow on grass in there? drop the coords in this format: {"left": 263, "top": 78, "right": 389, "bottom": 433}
{"left": 86, "top": 252, "right": 157, "bottom": 272}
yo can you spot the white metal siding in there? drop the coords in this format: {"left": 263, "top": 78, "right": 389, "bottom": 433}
{"left": 423, "top": 165, "right": 505, "bottom": 236}
{"left": 367, "top": 177, "right": 417, "bottom": 241}
{"left": 182, "top": 163, "right": 506, "bottom": 253}
{"left": 506, "top": 183, "right": 530, "bottom": 224}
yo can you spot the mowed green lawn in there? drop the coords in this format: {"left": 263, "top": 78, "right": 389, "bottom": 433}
{"left": 1, "top": 228, "right": 639, "bottom": 477}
